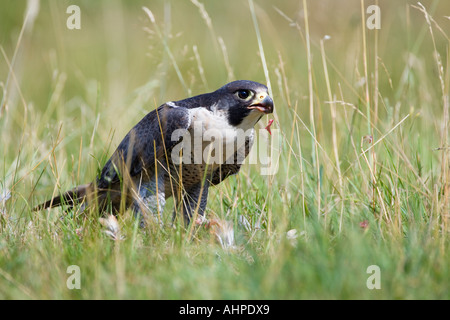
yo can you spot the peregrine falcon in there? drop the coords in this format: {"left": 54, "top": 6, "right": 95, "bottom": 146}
{"left": 35, "top": 80, "right": 274, "bottom": 225}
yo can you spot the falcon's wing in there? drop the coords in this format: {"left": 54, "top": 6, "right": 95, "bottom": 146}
{"left": 97, "top": 104, "right": 191, "bottom": 188}
{"left": 210, "top": 131, "right": 254, "bottom": 185}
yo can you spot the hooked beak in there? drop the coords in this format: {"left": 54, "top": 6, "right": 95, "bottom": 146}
{"left": 248, "top": 94, "right": 274, "bottom": 114}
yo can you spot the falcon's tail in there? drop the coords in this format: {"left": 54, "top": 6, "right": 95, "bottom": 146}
{"left": 33, "top": 183, "right": 93, "bottom": 211}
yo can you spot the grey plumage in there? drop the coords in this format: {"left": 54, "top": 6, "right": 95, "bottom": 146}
{"left": 35, "top": 80, "right": 274, "bottom": 225}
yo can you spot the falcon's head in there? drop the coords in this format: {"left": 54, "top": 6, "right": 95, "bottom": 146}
{"left": 215, "top": 80, "right": 274, "bottom": 128}
{"left": 170, "top": 80, "right": 274, "bottom": 130}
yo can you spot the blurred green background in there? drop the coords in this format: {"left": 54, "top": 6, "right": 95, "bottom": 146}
{"left": 0, "top": 0, "right": 449, "bottom": 299}
{"left": 1, "top": 0, "right": 448, "bottom": 183}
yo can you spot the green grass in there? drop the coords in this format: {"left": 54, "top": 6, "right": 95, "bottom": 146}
{"left": 0, "top": 0, "right": 449, "bottom": 299}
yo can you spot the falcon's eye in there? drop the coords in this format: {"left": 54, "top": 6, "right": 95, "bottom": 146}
{"left": 236, "top": 90, "right": 253, "bottom": 100}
